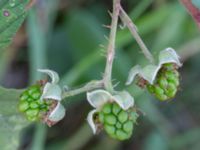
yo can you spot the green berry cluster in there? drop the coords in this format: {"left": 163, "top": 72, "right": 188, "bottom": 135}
{"left": 98, "top": 102, "right": 138, "bottom": 140}
{"left": 147, "top": 63, "right": 179, "bottom": 101}
{"left": 18, "top": 85, "right": 52, "bottom": 121}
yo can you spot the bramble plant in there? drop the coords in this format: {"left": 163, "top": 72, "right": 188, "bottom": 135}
{"left": 2, "top": 0, "right": 191, "bottom": 148}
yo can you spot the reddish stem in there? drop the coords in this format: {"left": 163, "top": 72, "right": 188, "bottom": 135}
{"left": 180, "top": 0, "right": 200, "bottom": 28}
{"left": 26, "top": 0, "right": 37, "bottom": 10}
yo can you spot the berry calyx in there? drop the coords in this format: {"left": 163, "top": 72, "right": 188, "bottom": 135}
{"left": 146, "top": 63, "right": 179, "bottom": 101}
{"left": 97, "top": 102, "right": 138, "bottom": 140}
{"left": 18, "top": 84, "right": 53, "bottom": 121}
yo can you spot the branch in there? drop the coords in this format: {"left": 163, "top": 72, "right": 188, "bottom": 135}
{"left": 103, "top": 0, "right": 121, "bottom": 92}
{"left": 63, "top": 0, "right": 121, "bottom": 99}
{"left": 62, "top": 80, "right": 103, "bottom": 99}
{"left": 180, "top": 0, "right": 200, "bottom": 29}
{"left": 119, "top": 6, "right": 155, "bottom": 63}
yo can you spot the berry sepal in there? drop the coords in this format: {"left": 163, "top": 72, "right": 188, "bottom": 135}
{"left": 126, "top": 48, "right": 181, "bottom": 85}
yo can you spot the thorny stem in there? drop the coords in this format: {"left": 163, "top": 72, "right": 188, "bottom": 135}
{"left": 62, "top": 0, "right": 155, "bottom": 99}
{"left": 103, "top": 0, "right": 121, "bottom": 92}
{"left": 62, "top": 0, "right": 121, "bottom": 99}
{"left": 180, "top": 0, "right": 200, "bottom": 29}
{"left": 62, "top": 80, "right": 103, "bottom": 99}
{"left": 119, "top": 6, "right": 155, "bottom": 63}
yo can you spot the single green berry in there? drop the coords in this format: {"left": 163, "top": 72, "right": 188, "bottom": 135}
{"left": 105, "top": 114, "right": 117, "bottom": 125}
{"left": 27, "top": 97, "right": 33, "bottom": 102}
{"left": 30, "top": 102, "right": 39, "bottom": 109}
{"left": 18, "top": 101, "right": 29, "bottom": 112}
{"left": 123, "top": 121, "right": 133, "bottom": 133}
{"left": 32, "top": 92, "right": 41, "bottom": 99}
{"left": 20, "top": 94, "right": 28, "bottom": 101}
{"left": 158, "top": 77, "right": 168, "bottom": 89}
{"left": 26, "top": 109, "right": 39, "bottom": 117}
{"left": 104, "top": 124, "right": 115, "bottom": 135}
{"left": 102, "top": 103, "right": 112, "bottom": 114}
{"left": 165, "top": 71, "right": 175, "bottom": 81}
{"left": 118, "top": 111, "right": 128, "bottom": 123}
{"left": 112, "top": 103, "right": 121, "bottom": 115}
{"left": 116, "top": 130, "right": 130, "bottom": 140}
{"left": 154, "top": 86, "right": 164, "bottom": 95}
{"left": 157, "top": 94, "right": 168, "bottom": 101}
{"left": 28, "top": 86, "right": 39, "bottom": 95}
{"left": 37, "top": 100, "right": 45, "bottom": 105}
{"left": 98, "top": 102, "right": 138, "bottom": 141}
{"left": 165, "top": 88, "right": 177, "bottom": 98}
{"left": 116, "top": 122, "right": 122, "bottom": 129}
{"left": 167, "top": 82, "right": 176, "bottom": 92}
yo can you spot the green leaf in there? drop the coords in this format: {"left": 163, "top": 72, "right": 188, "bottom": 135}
{"left": 0, "top": 0, "right": 29, "bottom": 49}
{"left": 0, "top": 86, "right": 29, "bottom": 150}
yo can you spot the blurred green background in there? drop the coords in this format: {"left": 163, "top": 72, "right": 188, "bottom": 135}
{"left": 1, "top": 0, "right": 200, "bottom": 150}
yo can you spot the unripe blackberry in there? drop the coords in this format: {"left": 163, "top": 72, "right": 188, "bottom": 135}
{"left": 98, "top": 103, "right": 138, "bottom": 140}
{"left": 18, "top": 84, "right": 53, "bottom": 121}
{"left": 146, "top": 63, "right": 179, "bottom": 101}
